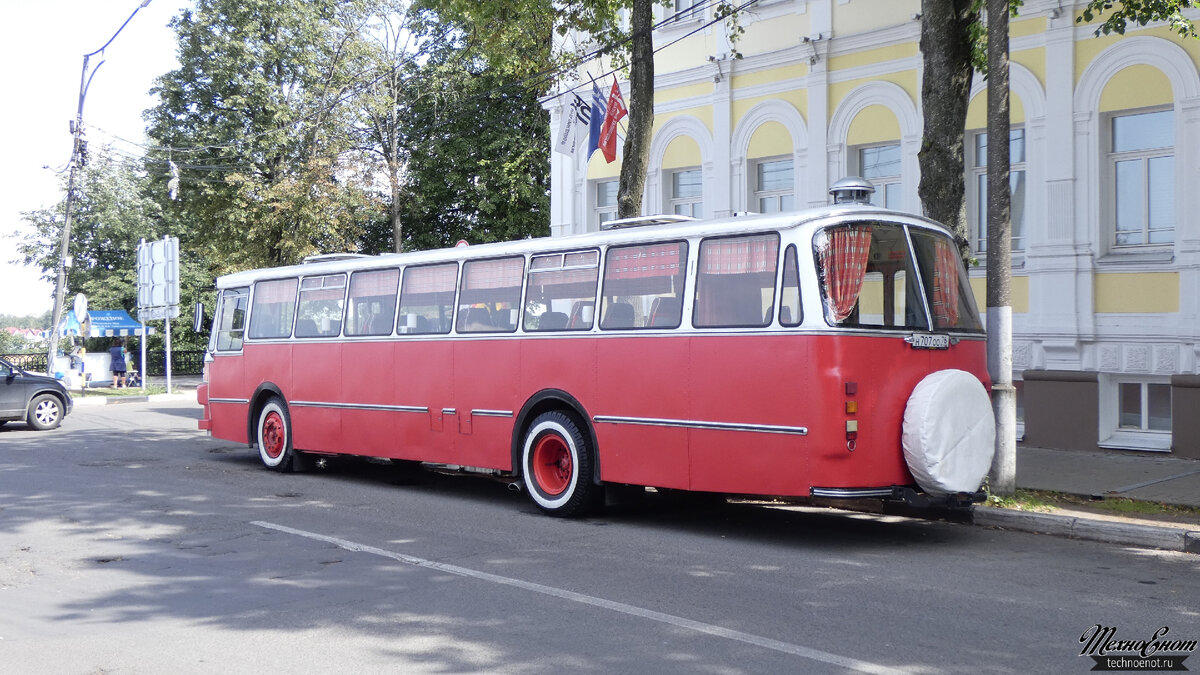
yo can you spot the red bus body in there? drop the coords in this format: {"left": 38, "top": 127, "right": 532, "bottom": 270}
{"left": 199, "top": 206, "right": 994, "bottom": 515}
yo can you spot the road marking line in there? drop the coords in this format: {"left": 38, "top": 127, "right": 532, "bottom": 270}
{"left": 252, "top": 520, "right": 902, "bottom": 674}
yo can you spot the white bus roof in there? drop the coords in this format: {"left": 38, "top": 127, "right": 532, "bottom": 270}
{"left": 215, "top": 203, "right": 951, "bottom": 288}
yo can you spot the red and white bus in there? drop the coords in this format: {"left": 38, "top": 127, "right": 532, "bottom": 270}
{"left": 198, "top": 182, "right": 996, "bottom": 517}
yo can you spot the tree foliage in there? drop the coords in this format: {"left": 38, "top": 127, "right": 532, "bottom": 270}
{"left": 396, "top": 50, "right": 551, "bottom": 250}
{"left": 1079, "top": 0, "right": 1197, "bottom": 38}
{"left": 17, "top": 149, "right": 212, "bottom": 350}
{"left": 146, "top": 0, "right": 387, "bottom": 271}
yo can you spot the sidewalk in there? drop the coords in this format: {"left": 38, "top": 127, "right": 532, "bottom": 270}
{"left": 71, "top": 375, "right": 201, "bottom": 406}
{"left": 975, "top": 444, "right": 1200, "bottom": 553}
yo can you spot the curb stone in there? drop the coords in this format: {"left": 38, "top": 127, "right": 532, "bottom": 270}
{"left": 72, "top": 390, "right": 197, "bottom": 407}
{"left": 973, "top": 506, "right": 1200, "bottom": 554}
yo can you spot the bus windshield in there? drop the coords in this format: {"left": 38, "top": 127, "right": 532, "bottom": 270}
{"left": 814, "top": 221, "right": 983, "bottom": 332}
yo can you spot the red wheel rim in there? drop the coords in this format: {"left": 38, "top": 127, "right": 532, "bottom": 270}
{"left": 262, "top": 411, "right": 285, "bottom": 459}
{"left": 532, "top": 434, "right": 572, "bottom": 496}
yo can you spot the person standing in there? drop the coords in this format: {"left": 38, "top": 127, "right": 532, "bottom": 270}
{"left": 109, "top": 338, "right": 128, "bottom": 388}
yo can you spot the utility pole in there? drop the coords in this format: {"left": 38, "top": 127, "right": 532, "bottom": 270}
{"left": 46, "top": 1, "right": 154, "bottom": 375}
{"left": 987, "top": 0, "right": 1016, "bottom": 495}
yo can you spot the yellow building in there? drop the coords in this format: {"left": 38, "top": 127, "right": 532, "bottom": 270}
{"left": 546, "top": 0, "right": 1200, "bottom": 456}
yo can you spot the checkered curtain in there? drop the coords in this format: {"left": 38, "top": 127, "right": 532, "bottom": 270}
{"left": 818, "top": 225, "right": 873, "bottom": 322}
{"left": 403, "top": 264, "right": 458, "bottom": 294}
{"left": 605, "top": 243, "right": 684, "bottom": 279}
{"left": 699, "top": 235, "right": 778, "bottom": 275}
{"left": 931, "top": 238, "right": 961, "bottom": 327}
{"left": 464, "top": 257, "right": 525, "bottom": 289}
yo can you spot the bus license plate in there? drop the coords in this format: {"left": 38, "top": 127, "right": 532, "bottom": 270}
{"left": 907, "top": 333, "right": 950, "bottom": 350}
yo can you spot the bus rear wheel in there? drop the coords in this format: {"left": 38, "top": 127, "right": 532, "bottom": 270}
{"left": 257, "top": 396, "right": 302, "bottom": 472}
{"left": 521, "top": 411, "right": 601, "bottom": 517}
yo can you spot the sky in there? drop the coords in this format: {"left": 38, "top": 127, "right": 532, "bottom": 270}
{"left": 0, "top": 0, "right": 193, "bottom": 318}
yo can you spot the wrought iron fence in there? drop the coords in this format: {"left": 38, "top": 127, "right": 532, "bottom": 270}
{"left": 1, "top": 353, "right": 49, "bottom": 372}
{"left": 2, "top": 350, "right": 205, "bottom": 376}
{"left": 142, "top": 350, "right": 205, "bottom": 376}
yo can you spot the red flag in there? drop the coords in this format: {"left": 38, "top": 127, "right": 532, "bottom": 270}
{"left": 598, "top": 79, "right": 627, "bottom": 163}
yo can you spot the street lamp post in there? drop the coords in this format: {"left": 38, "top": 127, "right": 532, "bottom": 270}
{"left": 46, "top": 0, "right": 154, "bottom": 375}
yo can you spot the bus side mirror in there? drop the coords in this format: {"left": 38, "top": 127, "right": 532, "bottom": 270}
{"left": 193, "top": 302, "right": 206, "bottom": 333}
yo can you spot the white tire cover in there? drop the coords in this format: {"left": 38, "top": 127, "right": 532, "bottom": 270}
{"left": 901, "top": 369, "right": 996, "bottom": 495}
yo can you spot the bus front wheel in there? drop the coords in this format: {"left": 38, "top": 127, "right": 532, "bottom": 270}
{"left": 521, "top": 411, "right": 601, "bottom": 517}
{"left": 257, "top": 396, "right": 301, "bottom": 472}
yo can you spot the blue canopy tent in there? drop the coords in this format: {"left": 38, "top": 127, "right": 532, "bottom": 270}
{"left": 59, "top": 310, "right": 156, "bottom": 337}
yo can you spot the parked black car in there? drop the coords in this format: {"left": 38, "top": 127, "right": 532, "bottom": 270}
{"left": 0, "top": 356, "right": 72, "bottom": 430}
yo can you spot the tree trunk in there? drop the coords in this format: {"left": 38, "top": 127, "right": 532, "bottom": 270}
{"left": 617, "top": 0, "right": 655, "bottom": 219}
{"left": 918, "top": 0, "right": 978, "bottom": 261}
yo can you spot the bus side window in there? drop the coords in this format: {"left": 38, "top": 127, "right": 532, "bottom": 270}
{"left": 780, "top": 245, "right": 801, "bottom": 326}
{"left": 346, "top": 269, "right": 399, "bottom": 337}
{"left": 600, "top": 241, "right": 687, "bottom": 330}
{"left": 693, "top": 233, "right": 779, "bottom": 328}
{"left": 525, "top": 250, "right": 599, "bottom": 332}
{"left": 295, "top": 274, "right": 347, "bottom": 337}
{"left": 398, "top": 263, "right": 457, "bottom": 335}
{"left": 248, "top": 278, "right": 298, "bottom": 339}
{"left": 457, "top": 257, "right": 524, "bottom": 334}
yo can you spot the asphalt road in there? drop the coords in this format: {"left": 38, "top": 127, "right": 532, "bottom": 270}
{"left": 1, "top": 399, "right": 1197, "bottom": 674}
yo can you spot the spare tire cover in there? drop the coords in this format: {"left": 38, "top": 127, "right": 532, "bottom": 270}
{"left": 902, "top": 369, "right": 996, "bottom": 495}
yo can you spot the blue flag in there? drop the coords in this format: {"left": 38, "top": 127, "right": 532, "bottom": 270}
{"left": 588, "top": 81, "right": 606, "bottom": 160}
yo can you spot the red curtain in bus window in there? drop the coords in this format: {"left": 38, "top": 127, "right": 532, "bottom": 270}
{"left": 404, "top": 264, "right": 457, "bottom": 294}
{"left": 464, "top": 257, "right": 524, "bottom": 288}
{"left": 819, "top": 225, "right": 872, "bottom": 322}
{"left": 605, "top": 243, "right": 684, "bottom": 279}
{"left": 931, "top": 237, "right": 961, "bottom": 326}
{"left": 698, "top": 235, "right": 778, "bottom": 274}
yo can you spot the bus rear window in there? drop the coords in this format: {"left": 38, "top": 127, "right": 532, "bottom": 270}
{"left": 694, "top": 233, "right": 779, "bottom": 328}
{"left": 814, "top": 223, "right": 928, "bottom": 330}
{"left": 600, "top": 241, "right": 687, "bottom": 329}
{"left": 248, "top": 278, "right": 298, "bottom": 339}
{"left": 909, "top": 230, "right": 984, "bottom": 332}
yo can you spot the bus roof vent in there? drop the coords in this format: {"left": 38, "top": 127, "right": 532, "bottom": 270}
{"left": 600, "top": 214, "right": 698, "bottom": 231}
{"left": 829, "top": 176, "right": 876, "bottom": 205}
{"left": 302, "top": 253, "right": 372, "bottom": 264}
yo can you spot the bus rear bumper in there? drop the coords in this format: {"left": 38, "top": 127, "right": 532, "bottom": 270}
{"left": 810, "top": 485, "right": 985, "bottom": 509}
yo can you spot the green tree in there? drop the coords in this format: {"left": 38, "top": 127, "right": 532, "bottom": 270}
{"left": 18, "top": 149, "right": 212, "bottom": 351}
{"left": 146, "top": 0, "right": 386, "bottom": 272}
{"left": 396, "top": 47, "right": 551, "bottom": 250}
{"left": 418, "top": 0, "right": 744, "bottom": 221}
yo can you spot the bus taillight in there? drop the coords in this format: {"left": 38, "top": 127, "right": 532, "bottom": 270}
{"left": 845, "top": 381, "right": 858, "bottom": 450}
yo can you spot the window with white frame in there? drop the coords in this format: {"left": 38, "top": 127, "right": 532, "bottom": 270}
{"left": 595, "top": 180, "right": 617, "bottom": 229}
{"left": 969, "top": 128, "right": 1026, "bottom": 255}
{"left": 1101, "top": 376, "right": 1173, "bottom": 452}
{"left": 754, "top": 158, "right": 794, "bottom": 213}
{"left": 858, "top": 144, "right": 902, "bottom": 209}
{"left": 1119, "top": 381, "right": 1172, "bottom": 432}
{"left": 1109, "top": 108, "right": 1174, "bottom": 248}
{"left": 670, "top": 168, "right": 703, "bottom": 218}
{"left": 669, "top": 0, "right": 704, "bottom": 22}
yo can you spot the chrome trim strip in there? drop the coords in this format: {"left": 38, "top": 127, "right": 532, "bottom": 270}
{"left": 593, "top": 415, "right": 807, "bottom": 436}
{"left": 470, "top": 409, "right": 514, "bottom": 418}
{"left": 810, "top": 487, "right": 895, "bottom": 499}
{"left": 209, "top": 397, "right": 250, "bottom": 405}
{"left": 290, "top": 400, "right": 428, "bottom": 414}
{"left": 442, "top": 408, "right": 457, "bottom": 415}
